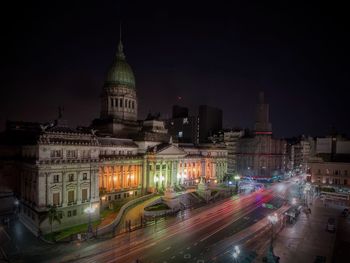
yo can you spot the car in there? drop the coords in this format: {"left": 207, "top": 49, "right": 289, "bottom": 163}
{"left": 327, "top": 217, "right": 336, "bottom": 232}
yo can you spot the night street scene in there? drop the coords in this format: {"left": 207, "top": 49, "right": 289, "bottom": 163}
{"left": 1, "top": 1, "right": 350, "bottom": 263}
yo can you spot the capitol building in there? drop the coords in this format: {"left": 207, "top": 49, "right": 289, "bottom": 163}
{"left": 0, "top": 37, "right": 227, "bottom": 235}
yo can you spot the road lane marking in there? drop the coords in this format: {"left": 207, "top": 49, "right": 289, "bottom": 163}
{"left": 161, "top": 246, "right": 171, "bottom": 253}
{"left": 184, "top": 253, "right": 191, "bottom": 259}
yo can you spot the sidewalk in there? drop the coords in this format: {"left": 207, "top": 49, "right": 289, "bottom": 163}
{"left": 117, "top": 196, "right": 160, "bottom": 233}
{"left": 273, "top": 198, "right": 338, "bottom": 263}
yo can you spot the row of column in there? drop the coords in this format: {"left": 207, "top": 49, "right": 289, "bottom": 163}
{"left": 99, "top": 164, "right": 142, "bottom": 191}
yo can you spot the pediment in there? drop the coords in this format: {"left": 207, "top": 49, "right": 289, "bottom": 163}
{"left": 155, "top": 144, "right": 187, "bottom": 156}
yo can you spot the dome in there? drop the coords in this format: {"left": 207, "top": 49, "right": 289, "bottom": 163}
{"left": 104, "top": 41, "right": 135, "bottom": 89}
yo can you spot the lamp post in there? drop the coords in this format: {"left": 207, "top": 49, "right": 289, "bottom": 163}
{"left": 84, "top": 205, "right": 96, "bottom": 237}
{"left": 14, "top": 199, "right": 19, "bottom": 217}
{"left": 267, "top": 213, "right": 279, "bottom": 253}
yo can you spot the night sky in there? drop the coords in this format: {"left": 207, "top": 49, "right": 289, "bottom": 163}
{"left": 1, "top": 1, "right": 349, "bottom": 138}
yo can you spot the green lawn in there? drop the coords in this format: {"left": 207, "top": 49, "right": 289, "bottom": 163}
{"left": 44, "top": 219, "right": 101, "bottom": 241}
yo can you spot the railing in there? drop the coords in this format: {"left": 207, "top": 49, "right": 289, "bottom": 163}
{"left": 97, "top": 193, "right": 155, "bottom": 236}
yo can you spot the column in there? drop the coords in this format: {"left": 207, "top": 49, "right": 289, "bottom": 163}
{"left": 143, "top": 158, "right": 148, "bottom": 192}
{"left": 201, "top": 160, "right": 206, "bottom": 178}
{"left": 165, "top": 161, "right": 169, "bottom": 187}
{"left": 111, "top": 166, "right": 115, "bottom": 191}
{"left": 138, "top": 165, "right": 142, "bottom": 188}
{"left": 77, "top": 172, "right": 81, "bottom": 203}
{"left": 212, "top": 162, "right": 216, "bottom": 179}
{"left": 121, "top": 165, "right": 125, "bottom": 189}
{"left": 62, "top": 172, "right": 66, "bottom": 206}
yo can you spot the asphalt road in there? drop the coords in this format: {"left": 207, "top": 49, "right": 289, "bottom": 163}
{"left": 8, "top": 181, "right": 294, "bottom": 263}
{"left": 54, "top": 182, "right": 292, "bottom": 263}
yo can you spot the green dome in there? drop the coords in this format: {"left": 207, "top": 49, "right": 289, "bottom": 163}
{"left": 105, "top": 41, "right": 135, "bottom": 88}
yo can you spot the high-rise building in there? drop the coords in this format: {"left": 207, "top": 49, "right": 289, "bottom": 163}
{"left": 223, "top": 129, "right": 245, "bottom": 176}
{"left": 172, "top": 105, "right": 189, "bottom": 119}
{"left": 198, "top": 105, "right": 223, "bottom": 143}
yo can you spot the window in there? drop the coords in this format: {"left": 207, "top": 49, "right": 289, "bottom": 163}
{"left": 128, "top": 100, "right": 131, "bottom": 108}
{"left": 82, "top": 189, "right": 88, "bottom": 201}
{"left": 67, "top": 211, "right": 72, "bottom": 217}
{"left": 68, "top": 190, "right": 74, "bottom": 203}
{"left": 53, "top": 174, "right": 59, "bottom": 183}
{"left": 83, "top": 173, "right": 88, "bottom": 180}
{"left": 132, "top": 101, "right": 135, "bottom": 109}
{"left": 68, "top": 174, "right": 74, "bottom": 182}
{"left": 53, "top": 193, "right": 60, "bottom": 206}
{"left": 50, "top": 150, "right": 62, "bottom": 158}
{"left": 110, "top": 98, "right": 114, "bottom": 107}
{"left": 120, "top": 98, "right": 123, "bottom": 107}
{"left": 73, "top": 210, "right": 77, "bottom": 216}
{"left": 66, "top": 150, "right": 76, "bottom": 159}
{"left": 108, "top": 195, "right": 111, "bottom": 201}
{"left": 135, "top": 191, "right": 138, "bottom": 196}
{"left": 345, "top": 170, "right": 348, "bottom": 176}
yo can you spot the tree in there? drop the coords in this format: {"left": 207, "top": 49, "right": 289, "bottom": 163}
{"left": 47, "top": 205, "right": 61, "bottom": 238}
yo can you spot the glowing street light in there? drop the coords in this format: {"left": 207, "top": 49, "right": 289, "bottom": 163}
{"left": 232, "top": 245, "right": 240, "bottom": 262}
{"left": 267, "top": 213, "right": 279, "bottom": 253}
{"left": 84, "top": 205, "right": 96, "bottom": 236}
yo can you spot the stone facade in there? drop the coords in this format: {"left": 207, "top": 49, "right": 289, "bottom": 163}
{"left": 308, "top": 159, "right": 350, "bottom": 188}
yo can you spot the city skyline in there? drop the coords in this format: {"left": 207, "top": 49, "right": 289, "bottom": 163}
{"left": 1, "top": 1, "right": 349, "bottom": 138}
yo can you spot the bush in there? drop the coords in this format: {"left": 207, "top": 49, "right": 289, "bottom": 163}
{"left": 144, "top": 203, "right": 170, "bottom": 211}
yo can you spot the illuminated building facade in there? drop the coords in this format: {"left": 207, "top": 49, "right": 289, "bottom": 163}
{"left": 0, "top": 36, "right": 227, "bottom": 235}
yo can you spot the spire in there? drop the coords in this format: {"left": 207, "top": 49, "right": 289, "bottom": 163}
{"left": 117, "top": 22, "right": 125, "bottom": 59}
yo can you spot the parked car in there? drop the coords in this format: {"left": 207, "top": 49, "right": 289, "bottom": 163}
{"left": 327, "top": 217, "right": 336, "bottom": 232}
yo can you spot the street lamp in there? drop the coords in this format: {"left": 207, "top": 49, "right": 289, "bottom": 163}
{"left": 232, "top": 245, "right": 240, "bottom": 262}
{"left": 84, "top": 205, "right": 96, "bottom": 237}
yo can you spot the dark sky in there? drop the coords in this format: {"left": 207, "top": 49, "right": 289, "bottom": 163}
{"left": 1, "top": 1, "right": 349, "bottom": 138}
